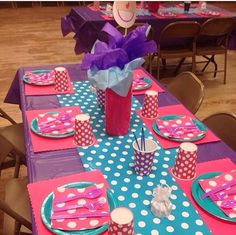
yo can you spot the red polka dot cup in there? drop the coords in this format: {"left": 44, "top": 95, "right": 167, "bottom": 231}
{"left": 54, "top": 67, "right": 69, "bottom": 92}
{"left": 74, "top": 114, "right": 95, "bottom": 147}
{"left": 97, "top": 89, "right": 105, "bottom": 108}
{"left": 141, "top": 90, "right": 158, "bottom": 119}
{"left": 171, "top": 142, "right": 198, "bottom": 180}
{"left": 108, "top": 207, "right": 134, "bottom": 235}
{"left": 133, "top": 138, "right": 158, "bottom": 176}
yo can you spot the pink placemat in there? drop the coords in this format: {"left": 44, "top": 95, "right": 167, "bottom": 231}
{"left": 132, "top": 69, "right": 164, "bottom": 95}
{"left": 101, "top": 14, "right": 113, "bottom": 20}
{"left": 24, "top": 72, "right": 74, "bottom": 96}
{"left": 27, "top": 170, "right": 109, "bottom": 235}
{"left": 136, "top": 104, "right": 220, "bottom": 149}
{"left": 172, "top": 158, "right": 236, "bottom": 235}
{"left": 26, "top": 106, "right": 81, "bottom": 152}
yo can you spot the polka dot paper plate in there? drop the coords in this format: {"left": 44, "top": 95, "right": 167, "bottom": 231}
{"left": 152, "top": 115, "right": 206, "bottom": 142}
{"left": 132, "top": 77, "right": 152, "bottom": 91}
{"left": 200, "top": 10, "right": 221, "bottom": 16}
{"left": 23, "top": 70, "right": 55, "bottom": 86}
{"left": 30, "top": 111, "right": 74, "bottom": 138}
{"left": 191, "top": 172, "right": 236, "bottom": 223}
{"left": 41, "top": 182, "right": 118, "bottom": 235}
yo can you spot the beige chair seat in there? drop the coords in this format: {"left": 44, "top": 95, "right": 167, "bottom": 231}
{"left": 3, "top": 177, "right": 31, "bottom": 235}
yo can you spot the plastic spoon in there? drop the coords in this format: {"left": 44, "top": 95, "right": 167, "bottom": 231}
{"left": 54, "top": 188, "right": 102, "bottom": 204}
{"left": 53, "top": 198, "right": 106, "bottom": 212}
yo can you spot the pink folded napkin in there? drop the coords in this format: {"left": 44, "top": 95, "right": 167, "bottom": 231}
{"left": 156, "top": 115, "right": 205, "bottom": 139}
{"left": 199, "top": 170, "right": 236, "bottom": 218}
{"left": 51, "top": 184, "right": 109, "bottom": 230}
{"left": 26, "top": 71, "right": 55, "bottom": 85}
{"left": 173, "top": 158, "right": 236, "bottom": 235}
{"left": 27, "top": 170, "right": 109, "bottom": 235}
{"left": 37, "top": 111, "right": 75, "bottom": 135}
{"left": 132, "top": 69, "right": 164, "bottom": 95}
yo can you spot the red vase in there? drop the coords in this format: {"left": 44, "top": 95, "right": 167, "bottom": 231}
{"left": 105, "top": 86, "right": 132, "bottom": 136}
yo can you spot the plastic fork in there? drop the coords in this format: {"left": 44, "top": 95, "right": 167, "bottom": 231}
{"left": 210, "top": 189, "right": 236, "bottom": 201}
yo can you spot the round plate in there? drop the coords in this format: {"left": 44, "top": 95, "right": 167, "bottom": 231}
{"left": 152, "top": 115, "right": 206, "bottom": 142}
{"left": 41, "top": 182, "right": 118, "bottom": 235}
{"left": 159, "top": 11, "right": 177, "bottom": 17}
{"left": 191, "top": 172, "right": 236, "bottom": 223}
{"left": 30, "top": 111, "right": 74, "bottom": 138}
{"left": 23, "top": 69, "right": 54, "bottom": 86}
{"left": 132, "top": 77, "right": 152, "bottom": 91}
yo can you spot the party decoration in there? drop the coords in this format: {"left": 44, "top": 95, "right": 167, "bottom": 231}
{"left": 113, "top": 1, "right": 136, "bottom": 29}
{"left": 81, "top": 23, "right": 156, "bottom": 135}
{"left": 151, "top": 184, "right": 173, "bottom": 217}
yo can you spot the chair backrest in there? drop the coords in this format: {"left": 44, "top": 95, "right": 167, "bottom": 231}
{"left": 160, "top": 21, "right": 201, "bottom": 40}
{"left": 167, "top": 72, "right": 204, "bottom": 114}
{"left": 200, "top": 17, "right": 235, "bottom": 37}
{"left": 203, "top": 112, "right": 236, "bottom": 152}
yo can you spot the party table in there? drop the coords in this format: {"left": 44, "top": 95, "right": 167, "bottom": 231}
{"left": 61, "top": 3, "right": 236, "bottom": 54}
{"left": 5, "top": 63, "right": 236, "bottom": 234}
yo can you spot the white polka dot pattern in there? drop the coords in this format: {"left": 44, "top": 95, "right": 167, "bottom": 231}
{"left": 54, "top": 67, "right": 69, "bottom": 92}
{"left": 141, "top": 90, "right": 158, "bottom": 119}
{"left": 74, "top": 115, "right": 95, "bottom": 147}
{"left": 57, "top": 81, "right": 211, "bottom": 235}
{"left": 172, "top": 143, "right": 197, "bottom": 180}
{"left": 97, "top": 89, "right": 105, "bottom": 108}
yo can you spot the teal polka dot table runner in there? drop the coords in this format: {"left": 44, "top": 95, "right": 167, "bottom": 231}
{"left": 57, "top": 81, "right": 211, "bottom": 235}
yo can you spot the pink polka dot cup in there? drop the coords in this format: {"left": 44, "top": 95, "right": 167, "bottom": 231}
{"left": 97, "top": 89, "right": 105, "bottom": 108}
{"left": 108, "top": 207, "right": 134, "bottom": 235}
{"left": 141, "top": 90, "right": 158, "bottom": 119}
{"left": 54, "top": 67, "right": 69, "bottom": 92}
{"left": 74, "top": 114, "right": 95, "bottom": 147}
{"left": 133, "top": 138, "right": 158, "bottom": 176}
{"left": 171, "top": 142, "right": 198, "bottom": 180}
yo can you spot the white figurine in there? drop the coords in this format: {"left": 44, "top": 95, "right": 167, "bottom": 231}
{"left": 151, "top": 184, "right": 173, "bottom": 218}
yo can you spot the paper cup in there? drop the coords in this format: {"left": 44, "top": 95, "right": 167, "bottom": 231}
{"left": 108, "top": 207, "right": 134, "bottom": 235}
{"left": 54, "top": 67, "right": 69, "bottom": 92}
{"left": 74, "top": 114, "right": 95, "bottom": 147}
{"left": 141, "top": 90, "right": 158, "bottom": 119}
{"left": 133, "top": 138, "right": 158, "bottom": 176}
{"left": 97, "top": 89, "right": 105, "bottom": 108}
{"left": 171, "top": 142, "right": 198, "bottom": 180}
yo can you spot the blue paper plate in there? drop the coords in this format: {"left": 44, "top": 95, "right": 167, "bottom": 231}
{"left": 41, "top": 182, "right": 118, "bottom": 235}
{"left": 152, "top": 115, "right": 206, "bottom": 142}
{"left": 23, "top": 69, "right": 54, "bottom": 86}
{"left": 191, "top": 172, "right": 236, "bottom": 223}
{"left": 30, "top": 111, "right": 74, "bottom": 138}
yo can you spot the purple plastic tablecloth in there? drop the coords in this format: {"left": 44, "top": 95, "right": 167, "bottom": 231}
{"left": 4, "top": 63, "right": 236, "bottom": 184}
{"left": 4, "top": 63, "right": 236, "bottom": 235}
{"left": 61, "top": 4, "right": 236, "bottom": 54}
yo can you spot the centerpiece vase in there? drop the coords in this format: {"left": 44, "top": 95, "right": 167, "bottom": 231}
{"left": 105, "top": 85, "right": 132, "bottom": 136}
